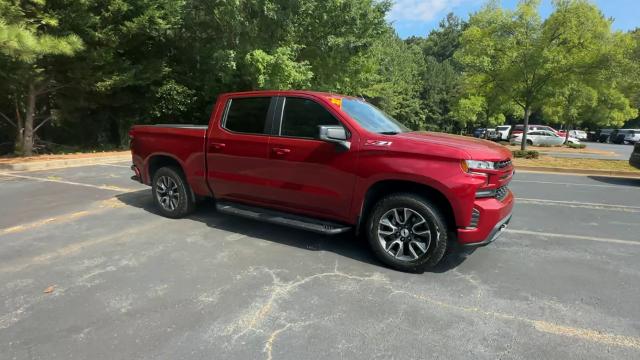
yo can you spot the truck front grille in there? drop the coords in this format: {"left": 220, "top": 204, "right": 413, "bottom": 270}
{"left": 495, "top": 160, "right": 512, "bottom": 169}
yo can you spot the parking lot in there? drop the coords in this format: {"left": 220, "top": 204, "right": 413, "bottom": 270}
{"left": 1, "top": 162, "right": 639, "bottom": 359}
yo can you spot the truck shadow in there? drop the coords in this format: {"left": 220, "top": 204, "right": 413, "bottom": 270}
{"left": 587, "top": 176, "right": 640, "bottom": 187}
{"left": 116, "top": 190, "right": 469, "bottom": 273}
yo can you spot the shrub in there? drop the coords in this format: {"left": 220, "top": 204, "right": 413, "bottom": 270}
{"left": 512, "top": 150, "right": 539, "bottom": 159}
{"left": 566, "top": 142, "right": 586, "bottom": 149}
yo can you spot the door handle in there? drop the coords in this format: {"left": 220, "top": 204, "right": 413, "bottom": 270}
{"left": 209, "top": 142, "right": 226, "bottom": 151}
{"left": 272, "top": 147, "right": 291, "bottom": 156}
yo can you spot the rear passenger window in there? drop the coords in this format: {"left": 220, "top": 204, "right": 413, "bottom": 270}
{"left": 280, "top": 98, "right": 341, "bottom": 138}
{"left": 224, "top": 97, "right": 271, "bottom": 134}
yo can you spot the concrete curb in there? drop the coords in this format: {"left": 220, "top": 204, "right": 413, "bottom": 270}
{"left": 0, "top": 155, "right": 130, "bottom": 172}
{"left": 517, "top": 165, "right": 640, "bottom": 179}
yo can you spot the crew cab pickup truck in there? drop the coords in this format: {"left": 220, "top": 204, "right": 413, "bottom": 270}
{"left": 129, "top": 90, "right": 514, "bottom": 272}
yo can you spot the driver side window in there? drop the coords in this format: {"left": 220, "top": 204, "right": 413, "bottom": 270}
{"left": 280, "top": 97, "right": 341, "bottom": 139}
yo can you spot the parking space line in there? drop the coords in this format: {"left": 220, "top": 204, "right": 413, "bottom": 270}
{"left": 0, "top": 172, "right": 137, "bottom": 192}
{"left": 512, "top": 179, "right": 636, "bottom": 189}
{"left": 517, "top": 197, "right": 640, "bottom": 212}
{"left": 96, "top": 163, "right": 131, "bottom": 168}
{"left": 0, "top": 220, "right": 163, "bottom": 274}
{"left": 506, "top": 229, "right": 639, "bottom": 246}
{"left": 0, "top": 198, "right": 127, "bottom": 236}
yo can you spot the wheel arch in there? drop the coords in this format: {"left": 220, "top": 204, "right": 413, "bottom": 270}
{"left": 357, "top": 180, "right": 456, "bottom": 236}
{"left": 146, "top": 154, "right": 185, "bottom": 185}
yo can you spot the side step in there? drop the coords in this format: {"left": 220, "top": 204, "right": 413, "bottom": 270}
{"left": 215, "top": 201, "right": 352, "bottom": 235}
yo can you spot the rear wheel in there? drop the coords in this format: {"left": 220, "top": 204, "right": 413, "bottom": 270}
{"left": 152, "top": 166, "right": 195, "bottom": 218}
{"left": 526, "top": 139, "right": 533, "bottom": 146}
{"left": 366, "top": 193, "right": 448, "bottom": 272}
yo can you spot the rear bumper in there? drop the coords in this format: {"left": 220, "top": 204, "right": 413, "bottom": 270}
{"left": 130, "top": 165, "right": 142, "bottom": 183}
{"left": 456, "top": 190, "right": 514, "bottom": 246}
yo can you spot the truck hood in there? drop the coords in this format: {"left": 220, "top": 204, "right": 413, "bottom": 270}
{"left": 392, "top": 131, "right": 512, "bottom": 161}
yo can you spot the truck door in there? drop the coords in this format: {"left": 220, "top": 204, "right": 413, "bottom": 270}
{"left": 206, "top": 96, "right": 276, "bottom": 205}
{"left": 263, "top": 96, "right": 359, "bottom": 222}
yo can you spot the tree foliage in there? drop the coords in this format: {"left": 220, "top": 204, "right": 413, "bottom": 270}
{"left": 1, "top": 0, "right": 639, "bottom": 155}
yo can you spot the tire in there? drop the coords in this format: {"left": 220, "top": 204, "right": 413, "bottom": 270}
{"left": 366, "top": 193, "right": 448, "bottom": 273}
{"left": 151, "top": 166, "right": 195, "bottom": 218}
{"left": 526, "top": 139, "right": 533, "bottom": 146}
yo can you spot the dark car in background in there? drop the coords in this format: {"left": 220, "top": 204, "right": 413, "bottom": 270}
{"left": 611, "top": 129, "right": 631, "bottom": 144}
{"left": 597, "top": 129, "right": 613, "bottom": 143}
{"left": 631, "top": 143, "right": 640, "bottom": 169}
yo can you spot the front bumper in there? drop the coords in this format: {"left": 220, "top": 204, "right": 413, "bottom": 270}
{"left": 456, "top": 190, "right": 514, "bottom": 246}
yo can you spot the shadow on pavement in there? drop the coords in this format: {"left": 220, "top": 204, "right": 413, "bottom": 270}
{"left": 115, "top": 190, "right": 469, "bottom": 273}
{"left": 587, "top": 176, "right": 640, "bottom": 187}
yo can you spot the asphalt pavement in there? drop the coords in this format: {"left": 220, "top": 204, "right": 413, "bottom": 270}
{"left": 1, "top": 163, "right": 640, "bottom": 359}
{"left": 546, "top": 141, "right": 635, "bottom": 160}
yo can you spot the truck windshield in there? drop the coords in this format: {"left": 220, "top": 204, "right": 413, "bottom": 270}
{"left": 341, "top": 98, "right": 409, "bottom": 134}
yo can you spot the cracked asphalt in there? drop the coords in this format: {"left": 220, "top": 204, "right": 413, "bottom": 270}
{"left": 1, "top": 162, "right": 640, "bottom": 359}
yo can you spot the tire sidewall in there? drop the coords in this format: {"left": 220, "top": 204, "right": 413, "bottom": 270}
{"left": 151, "top": 167, "right": 193, "bottom": 218}
{"left": 366, "top": 194, "right": 448, "bottom": 272}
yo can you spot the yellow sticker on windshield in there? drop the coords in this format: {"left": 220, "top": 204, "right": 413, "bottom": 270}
{"left": 329, "top": 97, "right": 343, "bottom": 108}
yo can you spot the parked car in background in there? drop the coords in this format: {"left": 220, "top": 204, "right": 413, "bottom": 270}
{"left": 512, "top": 124, "right": 567, "bottom": 138}
{"left": 623, "top": 129, "right": 640, "bottom": 144}
{"left": 510, "top": 130, "right": 569, "bottom": 146}
{"left": 597, "top": 129, "right": 613, "bottom": 143}
{"left": 494, "top": 125, "right": 512, "bottom": 141}
{"left": 473, "top": 128, "right": 487, "bottom": 138}
{"left": 568, "top": 130, "right": 588, "bottom": 140}
{"left": 609, "top": 129, "right": 640, "bottom": 144}
{"left": 630, "top": 142, "right": 640, "bottom": 169}
{"left": 472, "top": 128, "right": 496, "bottom": 139}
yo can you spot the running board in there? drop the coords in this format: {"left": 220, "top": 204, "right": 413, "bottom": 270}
{"left": 215, "top": 201, "right": 352, "bottom": 235}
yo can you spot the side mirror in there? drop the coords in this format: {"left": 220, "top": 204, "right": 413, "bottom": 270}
{"left": 319, "top": 125, "right": 350, "bottom": 150}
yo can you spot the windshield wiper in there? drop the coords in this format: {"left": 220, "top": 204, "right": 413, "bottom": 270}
{"left": 378, "top": 131, "right": 400, "bottom": 135}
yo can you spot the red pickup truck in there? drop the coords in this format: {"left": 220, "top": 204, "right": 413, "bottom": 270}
{"left": 129, "top": 90, "right": 514, "bottom": 272}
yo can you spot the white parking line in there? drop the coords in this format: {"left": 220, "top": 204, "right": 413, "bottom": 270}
{"left": 512, "top": 179, "right": 636, "bottom": 189}
{"left": 517, "top": 198, "right": 640, "bottom": 212}
{"left": 506, "top": 229, "right": 639, "bottom": 246}
{"left": 96, "top": 163, "right": 131, "bottom": 168}
{"left": 0, "top": 172, "right": 137, "bottom": 192}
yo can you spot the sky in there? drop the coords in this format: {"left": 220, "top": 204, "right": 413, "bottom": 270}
{"left": 390, "top": 0, "right": 640, "bottom": 39}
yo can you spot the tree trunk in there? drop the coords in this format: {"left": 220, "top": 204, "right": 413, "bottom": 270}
{"left": 14, "top": 97, "right": 24, "bottom": 154}
{"left": 521, "top": 106, "right": 531, "bottom": 151}
{"left": 22, "top": 83, "right": 37, "bottom": 156}
{"left": 565, "top": 124, "right": 571, "bottom": 144}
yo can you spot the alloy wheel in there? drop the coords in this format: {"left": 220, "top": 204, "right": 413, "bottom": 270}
{"left": 377, "top": 208, "right": 434, "bottom": 261}
{"left": 155, "top": 176, "right": 180, "bottom": 211}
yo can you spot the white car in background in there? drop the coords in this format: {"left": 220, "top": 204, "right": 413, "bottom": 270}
{"left": 495, "top": 125, "right": 512, "bottom": 141}
{"left": 511, "top": 130, "right": 581, "bottom": 146}
{"left": 623, "top": 129, "right": 640, "bottom": 144}
{"left": 569, "top": 130, "right": 588, "bottom": 140}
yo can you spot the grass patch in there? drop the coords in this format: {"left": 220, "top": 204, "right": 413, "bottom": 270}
{"left": 512, "top": 150, "right": 539, "bottom": 159}
{"left": 514, "top": 156, "right": 640, "bottom": 173}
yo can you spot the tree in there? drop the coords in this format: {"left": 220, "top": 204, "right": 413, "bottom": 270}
{"left": 410, "top": 13, "right": 466, "bottom": 132}
{"left": 455, "top": 0, "right": 617, "bottom": 150}
{"left": 0, "top": 0, "right": 83, "bottom": 155}
{"left": 357, "top": 29, "right": 425, "bottom": 128}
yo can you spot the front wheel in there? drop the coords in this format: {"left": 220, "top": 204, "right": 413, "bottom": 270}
{"left": 152, "top": 166, "right": 195, "bottom": 218}
{"left": 366, "top": 193, "right": 448, "bottom": 272}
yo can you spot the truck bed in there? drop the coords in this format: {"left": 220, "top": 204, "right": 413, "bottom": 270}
{"left": 129, "top": 124, "right": 208, "bottom": 193}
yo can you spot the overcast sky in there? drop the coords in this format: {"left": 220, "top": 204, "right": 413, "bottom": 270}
{"left": 389, "top": 0, "right": 640, "bottom": 38}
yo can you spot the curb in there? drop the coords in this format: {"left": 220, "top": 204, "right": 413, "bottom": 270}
{"left": 0, "top": 155, "right": 130, "bottom": 172}
{"left": 517, "top": 165, "right": 640, "bottom": 179}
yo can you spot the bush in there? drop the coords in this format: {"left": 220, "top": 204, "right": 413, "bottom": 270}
{"left": 512, "top": 150, "right": 539, "bottom": 159}
{"left": 566, "top": 142, "right": 586, "bottom": 149}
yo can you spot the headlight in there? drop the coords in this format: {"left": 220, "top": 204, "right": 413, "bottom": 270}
{"left": 464, "top": 160, "right": 496, "bottom": 171}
